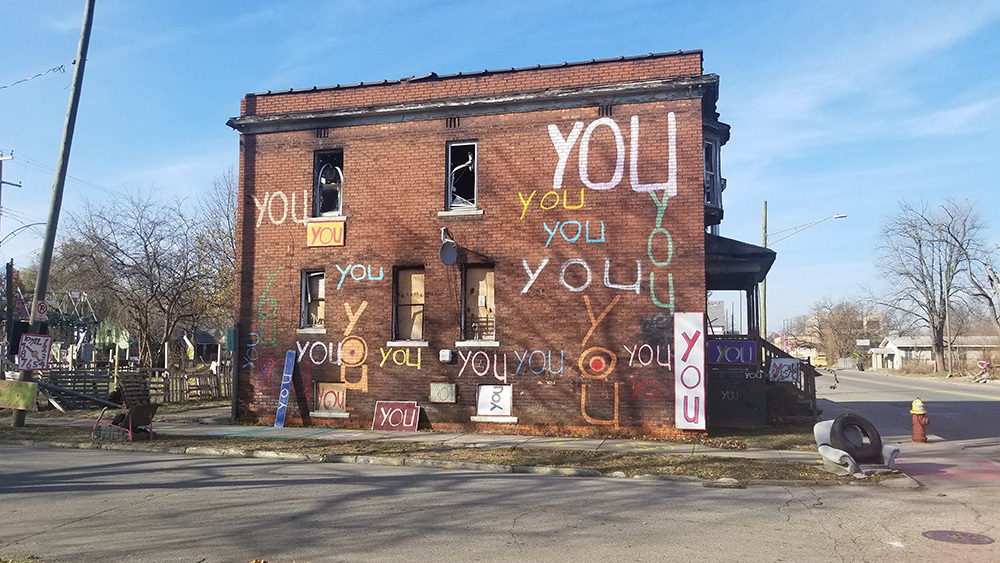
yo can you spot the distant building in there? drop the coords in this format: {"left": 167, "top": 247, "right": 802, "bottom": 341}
{"left": 870, "top": 335, "right": 1000, "bottom": 371}
{"left": 226, "top": 51, "right": 774, "bottom": 437}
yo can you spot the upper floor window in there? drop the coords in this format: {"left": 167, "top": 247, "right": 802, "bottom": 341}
{"left": 315, "top": 149, "right": 344, "bottom": 216}
{"left": 301, "top": 270, "right": 325, "bottom": 328}
{"left": 703, "top": 140, "right": 720, "bottom": 206}
{"left": 394, "top": 267, "right": 425, "bottom": 341}
{"left": 446, "top": 141, "right": 477, "bottom": 210}
{"left": 462, "top": 264, "right": 495, "bottom": 341}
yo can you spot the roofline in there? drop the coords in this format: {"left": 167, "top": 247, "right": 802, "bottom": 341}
{"left": 228, "top": 74, "right": 719, "bottom": 135}
{"left": 241, "top": 50, "right": 703, "bottom": 99}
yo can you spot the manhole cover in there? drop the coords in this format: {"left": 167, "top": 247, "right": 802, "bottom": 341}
{"left": 922, "top": 531, "right": 994, "bottom": 545}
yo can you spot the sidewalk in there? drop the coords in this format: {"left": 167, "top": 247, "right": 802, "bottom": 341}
{"left": 28, "top": 406, "right": 823, "bottom": 464}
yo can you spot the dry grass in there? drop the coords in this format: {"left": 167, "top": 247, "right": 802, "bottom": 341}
{"left": 0, "top": 420, "right": 838, "bottom": 482}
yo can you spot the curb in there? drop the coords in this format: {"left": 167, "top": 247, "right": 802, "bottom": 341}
{"left": 1, "top": 437, "right": 918, "bottom": 488}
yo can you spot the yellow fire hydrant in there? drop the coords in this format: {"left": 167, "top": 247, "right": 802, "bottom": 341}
{"left": 910, "top": 398, "right": 930, "bottom": 442}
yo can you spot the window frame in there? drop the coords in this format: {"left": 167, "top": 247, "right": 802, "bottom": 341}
{"left": 703, "top": 139, "right": 720, "bottom": 206}
{"left": 459, "top": 263, "right": 497, "bottom": 344}
{"left": 392, "top": 266, "right": 426, "bottom": 344}
{"left": 300, "top": 270, "right": 326, "bottom": 330}
{"left": 314, "top": 149, "right": 344, "bottom": 217}
{"left": 446, "top": 141, "right": 478, "bottom": 211}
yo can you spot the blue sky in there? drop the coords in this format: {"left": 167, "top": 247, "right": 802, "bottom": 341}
{"left": 2, "top": 0, "right": 998, "bottom": 332}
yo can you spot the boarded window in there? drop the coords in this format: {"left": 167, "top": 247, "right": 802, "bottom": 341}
{"left": 395, "top": 268, "right": 425, "bottom": 341}
{"left": 301, "top": 270, "right": 325, "bottom": 328}
{"left": 463, "top": 265, "right": 495, "bottom": 340}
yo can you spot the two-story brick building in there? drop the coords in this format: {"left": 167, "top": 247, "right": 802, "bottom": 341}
{"left": 227, "top": 50, "right": 774, "bottom": 438}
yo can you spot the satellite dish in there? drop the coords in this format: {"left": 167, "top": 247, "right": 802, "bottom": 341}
{"left": 439, "top": 240, "right": 458, "bottom": 265}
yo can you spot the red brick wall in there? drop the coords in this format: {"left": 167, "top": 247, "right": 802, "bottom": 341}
{"left": 242, "top": 51, "right": 704, "bottom": 116}
{"left": 235, "top": 54, "right": 710, "bottom": 438}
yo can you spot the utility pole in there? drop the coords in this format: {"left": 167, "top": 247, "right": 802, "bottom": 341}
{"left": 13, "top": 0, "right": 95, "bottom": 427}
{"left": 761, "top": 200, "right": 768, "bottom": 339}
{"left": 5, "top": 260, "right": 13, "bottom": 363}
{"left": 0, "top": 153, "right": 17, "bottom": 364}
{"left": 0, "top": 152, "right": 24, "bottom": 235}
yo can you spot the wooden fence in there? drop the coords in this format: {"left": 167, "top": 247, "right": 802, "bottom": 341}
{"left": 39, "top": 367, "right": 232, "bottom": 409}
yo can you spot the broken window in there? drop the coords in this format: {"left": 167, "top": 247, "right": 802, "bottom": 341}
{"left": 314, "top": 149, "right": 344, "bottom": 216}
{"left": 301, "top": 270, "right": 325, "bottom": 328}
{"left": 446, "top": 141, "right": 477, "bottom": 209}
{"left": 394, "top": 267, "right": 425, "bottom": 341}
{"left": 462, "top": 265, "right": 495, "bottom": 341}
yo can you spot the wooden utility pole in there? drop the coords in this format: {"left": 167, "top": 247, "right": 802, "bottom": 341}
{"left": 13, "top": 0, "right": 96, "bottom": 427}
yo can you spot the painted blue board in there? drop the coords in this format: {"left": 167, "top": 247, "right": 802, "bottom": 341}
{"left": 274, "top": 350, "right": 296, "bottom": 428}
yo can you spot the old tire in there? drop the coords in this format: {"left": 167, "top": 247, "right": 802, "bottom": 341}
{"left": 830, "top": 413, "right": 883, "bottom": 463}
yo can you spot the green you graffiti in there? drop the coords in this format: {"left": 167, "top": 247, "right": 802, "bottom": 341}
{"left": 258, "top": 267, "right": 282, "bottom": 345}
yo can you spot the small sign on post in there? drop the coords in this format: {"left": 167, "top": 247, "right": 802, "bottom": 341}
{"left": 34, "top": 301, "right": 49, "bottom": 322}
{"left": 18, "top": 334, "right": 53, "bottom": 371}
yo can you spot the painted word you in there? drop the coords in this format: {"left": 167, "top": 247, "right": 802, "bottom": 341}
{"left": 548, "top": 114, "right": 677, "bottom": 195}
{"left": 379, "top": 347, "right": 421, "bottom": 369}
{"left": 457, "top": 350, "right": 565, "bottom": 383}
{"left": 522, "top": 257, "right": 642, "bottom": 294}
{"left": 542, "top": 220, "right": 605, "bottom": 247}
{"left": 334, "top": 264, "right": 384, "bottom": 289}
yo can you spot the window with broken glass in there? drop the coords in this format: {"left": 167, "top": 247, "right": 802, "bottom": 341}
{"left": 314, "top": 149, "right": 344, "bottom": 216}
{"left": 446, "top": 141, "right": 477, "bottom": 210}
{"left": 301, "top": 270, "right": 325, "bottom": 328}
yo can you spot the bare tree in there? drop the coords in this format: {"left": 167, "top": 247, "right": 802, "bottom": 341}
{"left": 934, "top": 200, "right": 1000, "bottom": 339}
{"left": 193, "top": 167, "right": 238, "bottom": 330}
{"left": 64, "top": 190, "right": 201, "bottom": 367}
{"left": 810, "top": 298, "right": 884, "bottom": 365}
{"left": 873, "top": 200, "right": 970, "bottom": 371}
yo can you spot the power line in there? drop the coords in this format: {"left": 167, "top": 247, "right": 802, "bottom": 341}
{"left": 0, "top": 63, "right": 71, "bottom": 90}
{"left": 5, "top": 151, "right": 126, "bottom": 197}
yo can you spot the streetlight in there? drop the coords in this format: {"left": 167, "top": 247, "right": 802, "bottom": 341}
{"left": 761, "top": 201, "right": 846, "bottom": 339}
{"left": 0, "top": 223, "right": 46, "bottom": 247}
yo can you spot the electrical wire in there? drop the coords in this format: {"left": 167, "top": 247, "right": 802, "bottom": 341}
{"left": 0, "top": 63, "right": 70, "bottom": 90}
{"left": 4, "top": 151, "right": 126, "bottom": 197}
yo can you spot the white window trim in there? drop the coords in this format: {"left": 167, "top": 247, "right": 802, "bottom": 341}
{"left": 386, "top": 340, "right": 430, "bottom": 348}
{"left": 304, "top": 215, "right": 346, "bottom": 224}
{"left": 309, "top": 411, "right": 350, "bottom": 419}
{"left": 470, "top": 415, "right": 518, "bottom": 424}
{"left": 437, "top": 208, "right": 484, "bottom": 218}
{"left": 455, "top": 340, "right": 500, "bottom": 348}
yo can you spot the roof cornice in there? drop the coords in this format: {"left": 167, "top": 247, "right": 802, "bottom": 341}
{"left": 227, "top": 74, "right": 718, "bottom": 135}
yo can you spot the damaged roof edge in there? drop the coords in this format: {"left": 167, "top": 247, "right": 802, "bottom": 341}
{"left": 227, "top": 74, "right": 720, "bottom": 134}
{"left": 243, "top": 50, "right": 703, "bottom": 99}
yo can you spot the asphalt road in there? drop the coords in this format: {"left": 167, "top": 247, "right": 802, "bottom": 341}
{"left": 2, "top": 445, "right": 999, "bottom": 562}
{"left": 817, "top": 369, "right": 1000, "bottom": 442}
{"left": 816, "top": 369, "right": 1000, "bottom": 491}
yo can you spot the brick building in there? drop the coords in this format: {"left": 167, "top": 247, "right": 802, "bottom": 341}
{"left": 227, "top": 50, "right": 773, "bottom": 438}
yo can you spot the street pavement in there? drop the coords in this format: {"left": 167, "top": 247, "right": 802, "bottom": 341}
{"left": 10, "top": 369, "right": 1000, "bottom": 490}
{"left": 5, "top": 373, "right": 1000, "bottom": 561}
{"left": 3, "top": 443, "right": 998, "bottom": 562}
{"left": 24, "top": 406, "right": 825, "bottom": 467}
{"left": 816, "top": 369, "right": 1000, "bottom": 492}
